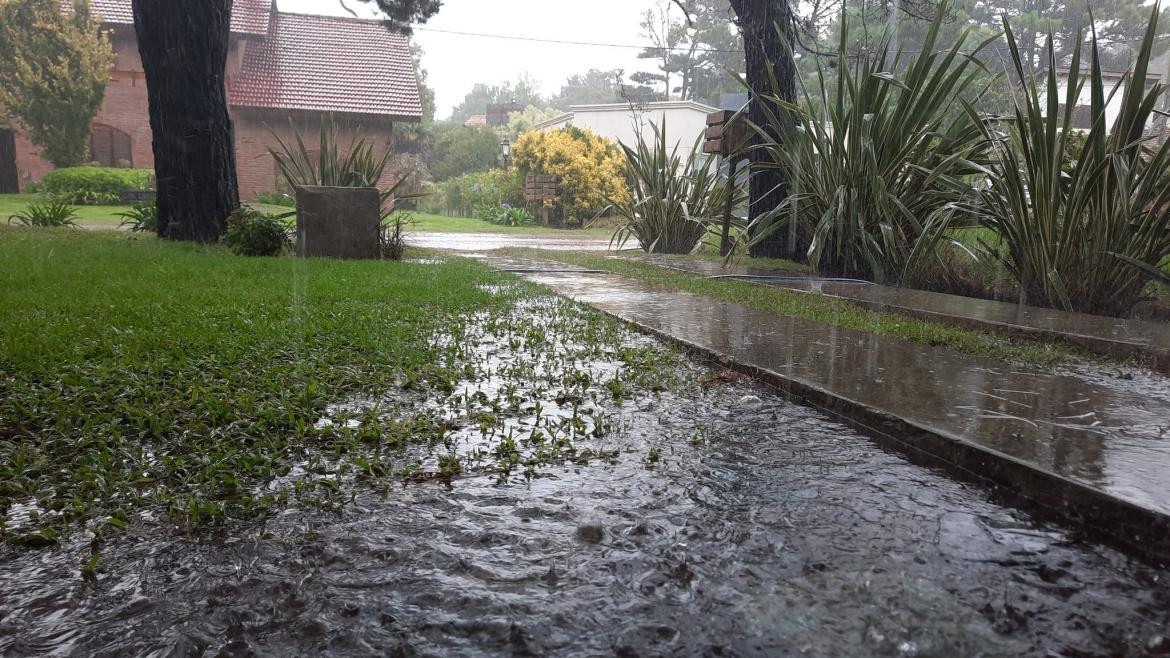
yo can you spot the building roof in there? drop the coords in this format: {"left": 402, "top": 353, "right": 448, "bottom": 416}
{"left": 463, "top": 115, "right": 488, "bottom": 126}
{"left": 89, "top": 0, "right": 272, "bottom": 36}
{"left": 227, "top": 12, "right": 421, "bottom": 119}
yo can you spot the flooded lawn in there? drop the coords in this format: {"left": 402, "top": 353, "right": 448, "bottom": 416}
{"left": 2, "top": 286, "right": 1168, "bottom": 657}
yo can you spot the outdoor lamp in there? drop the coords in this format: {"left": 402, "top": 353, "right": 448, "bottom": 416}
{"left": 501, "top": 137, "right": 511, "bottom": 168}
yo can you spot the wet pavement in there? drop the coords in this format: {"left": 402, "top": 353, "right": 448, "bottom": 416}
{"left": 475, "top": 260, "right": 1170, "bottom": 558}
{"left": 2, "top": 293, "right": 1169, "bottom": 656}
{"left": 676, "top": 256, "right": 1168, "bottom": 368}
{"left": 410, "top": 232, "right": 611, "bottom": 252}
{"left": 618, "top": 254, "right": 1170, "bottom": 372}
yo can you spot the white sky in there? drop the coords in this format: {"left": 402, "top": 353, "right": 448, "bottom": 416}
{"left": 277, "top": 0, "right": 662, "bottom": 119}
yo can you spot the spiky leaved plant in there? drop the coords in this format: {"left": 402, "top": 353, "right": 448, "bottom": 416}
{"left": 960, "top": 5, "right": 1170, "bottom": 316}
{"left": 609, "top": 121, "right": 746, "bottom": 254}
{"left": 740, "top": 2, "right": 996, "bottom": 284}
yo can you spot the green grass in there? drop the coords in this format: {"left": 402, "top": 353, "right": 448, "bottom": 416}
{"left": 410, "top": 211, "right": 612, "bottom": 237}
{"left": 0, "top": 227, "right": 694, "bottom": 548}
{"left": 2, "top": 193, "right": 125, "bottom": 226}
{"left": 498, "top": 248, "right": 1097, "bottom": 369}
{"left": 1, "top": 194, "right": 291, "bottom": 228}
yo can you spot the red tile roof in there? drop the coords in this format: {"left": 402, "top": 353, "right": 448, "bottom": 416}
{"left": 228, "top": 12, "right": 421, "bottom": 119}
{"left": 89, "top": 0, "right": 272, "bottom": 36}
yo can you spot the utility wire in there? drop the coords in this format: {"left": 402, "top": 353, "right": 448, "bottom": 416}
{"left": 411, "top": 25, "right": 746, "bottom": 53}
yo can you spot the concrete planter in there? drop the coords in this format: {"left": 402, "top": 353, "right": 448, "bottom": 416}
{"left": 294, "top": 185, "right": 381, "bottom": 259}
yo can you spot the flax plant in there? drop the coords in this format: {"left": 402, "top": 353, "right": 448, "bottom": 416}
{"left": 742, "top": 4, "right": 996, "bottom": 284}
{"left": 609, "top": 121, "right": 746, "bottom": 254}
{"left": 959, "top": 6, "right": 1170, "bottom": 316}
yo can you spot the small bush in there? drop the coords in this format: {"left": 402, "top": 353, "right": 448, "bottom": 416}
{"left": 115, "top": 202, "right": 158, "bottom": 233}
{"left": 7, "top": 199, "right": 79, "bottom": 227}
{"left": 380, "top": 211, "right": 414, "bottom": 261}
{"left": 430, "top": 169, "right": 524, "bottom": 217}
{"left": 254, "top": 191, "right": 296, "bottom": 207}
{"left": 40, "top": 167, "right": 154, "bottom": 205}
{"left": 475, "top": 203, "right": 533, "bottom": 227}
{"left": 221, "top": 207, "right": 289, "bottom": 257}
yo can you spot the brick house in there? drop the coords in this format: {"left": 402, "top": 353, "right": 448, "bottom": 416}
{"left": 6, "top": 0, "right": 422, "bottom": 200}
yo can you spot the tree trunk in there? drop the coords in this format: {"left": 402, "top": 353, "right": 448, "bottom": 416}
{"left": 132, "top": 0, "right": 239, "bottom": 242}
{"left": 0, "top": 129, "right": 18, "bottom": 194}
{"left": 729, "top": 0, "right": 801, "bottom": 260}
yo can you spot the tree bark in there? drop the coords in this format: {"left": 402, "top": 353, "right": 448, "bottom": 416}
{"left": 0, "top": 129, "right": 18, "bottom": 194}
{"left": 729, "top": 0, "right": 801, "bottom": 260}
{"left": 132, "top": 0, "right": 239, "bottom": 242}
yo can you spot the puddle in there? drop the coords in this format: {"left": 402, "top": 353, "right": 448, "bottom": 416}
{"left": 1, "top": 291, "right": 1169, "bottom": 656}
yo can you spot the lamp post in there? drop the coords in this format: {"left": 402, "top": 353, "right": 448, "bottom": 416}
{"left": 500, "top": 137, "right": 511, "bottom": 170}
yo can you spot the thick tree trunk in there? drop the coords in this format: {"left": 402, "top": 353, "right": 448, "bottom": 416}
{"left": 729, "top": 0, "right": 801, "bottom": 260}
{"left": 0, "top": 129, "right": 18, "bottom": 194}
{"left": 132, "top": 0, "right": 239, "bottom": 242}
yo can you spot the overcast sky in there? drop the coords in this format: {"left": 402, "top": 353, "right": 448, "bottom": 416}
{"left": 277, "top": 0, "right": 662, "bottom": 119}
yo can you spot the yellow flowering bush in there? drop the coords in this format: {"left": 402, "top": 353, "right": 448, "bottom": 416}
{"left": 512, "top": 126, "right": 628, "bottom": 222}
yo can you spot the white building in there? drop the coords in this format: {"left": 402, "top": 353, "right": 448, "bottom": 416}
{"left": 1054, "top": 67, "right": 1165, "bottom": 134}
{"left": 534, "top": 100, "right": 719, "bottom": 162}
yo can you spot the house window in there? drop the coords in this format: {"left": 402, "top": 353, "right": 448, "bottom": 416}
{"left": 90, "top": 124, "right": 132, "bottom": 167}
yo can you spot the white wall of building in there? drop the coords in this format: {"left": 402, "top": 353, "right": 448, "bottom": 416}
{"left": 536, "top": 101, "right": 718, "bottom": 163}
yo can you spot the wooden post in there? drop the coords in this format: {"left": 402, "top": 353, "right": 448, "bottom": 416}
{"left": 720, "top": 157, "right": 735, "bottom": 257}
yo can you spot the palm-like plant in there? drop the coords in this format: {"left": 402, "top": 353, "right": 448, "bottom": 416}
{"left": 961, "top": 5, "right": 1170, "bottom": 316}
{"left": 742, "top": 3, "right": 996, "bottom": 283}
{"left": 268, "top": 116, "right": 418, "bottom": 212}
{"left": 610, "top": 121, "right": 745, "bottom": 254}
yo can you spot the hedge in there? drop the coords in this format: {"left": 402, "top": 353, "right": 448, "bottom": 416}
{"left": 41, "top": 167, "right": 154, "bottom": 205}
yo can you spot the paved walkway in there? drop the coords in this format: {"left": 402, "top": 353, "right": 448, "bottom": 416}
{"left": 616, "top": 254, "right": 1170, "bottom": 372}
{"left": 410, "top": 231, "right": 611, "bottom": 252}
{"left": 480, "top": 254, "right": 1170, "bottom": 561}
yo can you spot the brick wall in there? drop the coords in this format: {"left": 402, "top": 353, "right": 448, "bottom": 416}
{"left": 233, "top": 110, "right": 398, "bottom": 201}
{"left": 10, "top": 30, "right": 408, "bottom": 202}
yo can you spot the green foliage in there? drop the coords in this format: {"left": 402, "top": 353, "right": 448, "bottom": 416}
{"left": 959, "top": 5, "right": 1170, "bottom": 316}
{"left": 475, "top": 204, "right": 534, "bottom": 227}
{"left": 610, "top": 121, "right": 744, "bottom": 254}
{"left": 447, "top": 75, "right": 544, "bottom": 124}
{"left": 743, "top": 4, "right": 994, "bottom": 283}
{"left": 221, "top": 207, "right": 290, "bottom": 257}
{"left": 115, "top": 202, "right": 158, "bottom": 233}
{"left": 269, "top": 117, "right": 393, "bottom": 191}
{"left": 0, "top": 0, "right": 114, "bottom": 167}
{"left": 430, "top": 124, "right": 503, "bottom": 180}
{"left": 40, "top": 167, "right": 154, "bottom": 205}
{"left": 425, "top": 168, "right": 524, "bottom": 217}
{"left": 6, "top": 198, "right": 78, "bottom": 227}
{"left": 254, "top": 191, "right": 296, "bottom": 207}
{"left": 504, "top": 105, "right": 562, "bottom": 141}
{"left": 379, "top": 211, "right": 414, "bottom": 261}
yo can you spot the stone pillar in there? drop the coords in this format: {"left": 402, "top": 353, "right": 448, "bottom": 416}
{"left": 295, "top": 185, "right": 381, "bottom": 259}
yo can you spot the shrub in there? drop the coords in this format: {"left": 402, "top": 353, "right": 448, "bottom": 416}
{"left": 429, "top": 123, "right": 502, "bottom": 180}
{"left": 610, "top": 121, "right": 744, "bottom": 254}
{"left": 431, "top": 168, "right": 524, "bottom": 217}
{"left": 743, "top": 4, "right": 991, "bottom": 283}
{"left": 254, "top": 191, "right": 295, "bottom": 207}
{"left": 380, "top": 211, "right": 414, "bottom": 261}
{"left": 7, "top": 198, "right": 78, "bottom": 227}
{"left": 115, "top": 201, "right": 157, "bottom": 233}
{"left": 512, "top": 126, "right": 627, "bottom": 223}
{"left": 474, "top": 203, "right": 534, "bottom": 226}
{"left": 958, "top": 7, "right": 1170, "bottom": 316}
{"left": 40, "top": 167, "right": 153, "bottom": 204}
{"left": 221, "top": 207, "right": 289, "bottom": 257}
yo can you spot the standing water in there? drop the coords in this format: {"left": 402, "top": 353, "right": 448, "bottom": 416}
{"left": 1, "top": 291, "right": 1167, "bottom": 657}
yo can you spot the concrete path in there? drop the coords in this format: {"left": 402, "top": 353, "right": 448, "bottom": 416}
{"left": 616, "top": 254, "right": 1170, "bottom": 373}
{"left": 481, "top": 254, "right": 1170, "bottom": 562}
{"left": 410, "top": 231, "right": 611, "bottom": 252}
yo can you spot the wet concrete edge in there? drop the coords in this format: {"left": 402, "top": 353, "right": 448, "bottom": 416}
{"left": 550, "top": 292, "right": 1170, "bottom": 568}
{"left": 737, "top": 280, "right": 1170, "bottom": 375}
{"left": 624, "top": 258, "right": 1170, "bottom": 373}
